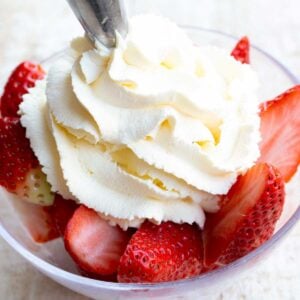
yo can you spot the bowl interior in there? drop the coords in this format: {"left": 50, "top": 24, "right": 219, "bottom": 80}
{"left": 0, "top": 28, "right": 299, "bottom": 300}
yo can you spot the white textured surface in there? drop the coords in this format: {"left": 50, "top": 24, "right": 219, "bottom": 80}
{"left": 0, "top": 0, "right": 299, "bottom": 299}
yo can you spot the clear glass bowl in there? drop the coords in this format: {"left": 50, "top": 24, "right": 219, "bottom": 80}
{"left": 0, "top": 27, "right": 299, "bottom": 300}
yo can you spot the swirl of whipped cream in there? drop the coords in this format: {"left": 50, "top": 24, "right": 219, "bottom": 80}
{"left": 20, "top": 15, "right": 261, "bottom": 229}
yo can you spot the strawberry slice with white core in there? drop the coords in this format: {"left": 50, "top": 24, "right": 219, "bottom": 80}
{"left": 64, "top": 205, "right": 131, "bottom": 276}
{"left": 259, "top": 85, "right": 300, "bottom": 182}
{"left": 203, "top": 163, "right": 285, "bottom": 268}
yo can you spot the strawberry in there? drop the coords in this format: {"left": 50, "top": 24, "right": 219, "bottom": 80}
{"left": 51, "top": 194, "right": 79, "bottom": 236}
{"left": 0, "top": 117, "right": 38, "bottom": 190}
{"left": 0, "top": 62, "right": 45, "bottom": 118}
{"left": 0, "top": 117, "right": 56, "bottom": 243}
{"left": 203, "top": 163, "right": 284, "bottom": 268}
{"left": 231, "top": 36, "right": 250, "bottom": 64}
{"left": 259, "top": 86, "right": 300, "bottom": 182}
{"left": 13, "top": 199, "right": 59, "bottom": 243}
{"left": 118, "top": 221, "right": 204, "bottom": 283}
{"left": 64, "top": 205, "right": 131, "bottom": 276}
{"left": 0, "top": 117, "right": 54, "bottom": 205}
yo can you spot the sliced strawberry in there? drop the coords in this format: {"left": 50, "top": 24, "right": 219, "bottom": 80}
{"left": 64, "top": 205, "right": 131, "bottom": 276}
{"left": 13, "top": 199, "right": 59, "bottom": 243}
{"left": 51, "top": 194, "right": 78, "bottom": 236}
{"left": 231, "top": 36, "right": 250, "bottom": 64}
{"left": 0, "top": 117, "right": 54, "bottom": 205}
{"left": 118, "top": 221, "right": 204, "bottom": 283}
{"left": 0, "top": 117, "right": 38, "bottom": 191}
{"left": 259, "top": 86, "right": 300, "bottom": 182}
{"left": 0, "top": 117, "right": 56, "bottom": 243}
{"left": 203, "top": 163, "right": 284, "bottom": 268}
{"left": 0, "top": 62, "right": 45, "bottom": 118}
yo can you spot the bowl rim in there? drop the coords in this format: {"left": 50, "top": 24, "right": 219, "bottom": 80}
{"left": 0, "top": 26, "right": 299, "bottom": 292}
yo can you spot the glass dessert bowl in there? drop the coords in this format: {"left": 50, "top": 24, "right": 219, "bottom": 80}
{"left": 0, "top": 27, "right": 299, "bottom": 300}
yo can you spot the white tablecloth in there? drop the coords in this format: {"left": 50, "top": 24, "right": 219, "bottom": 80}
{"left": 0, "top": 0, "right": 299, "bottom": 299}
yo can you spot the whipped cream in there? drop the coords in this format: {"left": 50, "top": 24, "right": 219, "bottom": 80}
{"left": 20, "top": 15, "right": 261, "bottom": 229}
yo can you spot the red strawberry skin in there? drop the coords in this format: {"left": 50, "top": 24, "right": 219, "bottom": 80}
{"left": 231, "top": 36, "right": 250, "bottom": 64}
{"left": 259, "top": 86, "right": 300, "bottom": 182}
{"left": 51, "top": 194, "right": 79, "bottom": 236}
{"left": 64, "top": 205, "right": 131, "bottom": 276}
{"left": 118, "top": 221, "right": 204, "bottom": 283}
{"left": 0, "top": 117, "right": 38, "bottom": 191}
{"left": 0, "top": 117, "right": 58, "bottom": 243}
{"left": 0, "top": 62, "right": 45, "bottom": 118}
{"left": 203, "top": 163, "right": 284, "bottom": 268}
